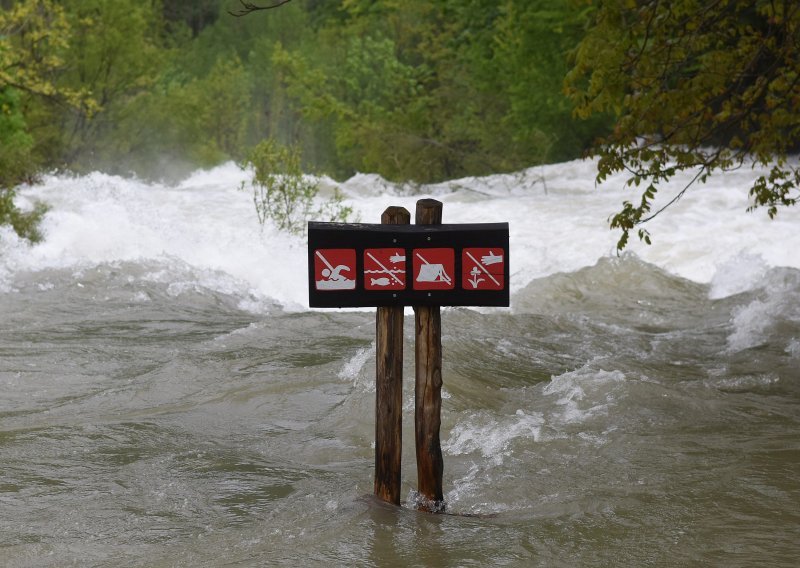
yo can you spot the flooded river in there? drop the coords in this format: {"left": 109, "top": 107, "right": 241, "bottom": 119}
{"left": 1, "top": 161, "right": 799, "bottom": 566}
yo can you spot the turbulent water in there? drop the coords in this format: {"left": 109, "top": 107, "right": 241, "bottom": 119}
{"left": 1, "top": 160, "right": 799, "bottom": 567}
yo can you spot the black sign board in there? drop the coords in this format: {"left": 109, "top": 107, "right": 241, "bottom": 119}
{"left": 308, "top": 221, "right": 509, "bottom": 307}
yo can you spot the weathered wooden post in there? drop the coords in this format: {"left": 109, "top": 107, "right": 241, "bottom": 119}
{"left": 413, "top": 199, "right": 445, "bottom": 511}
{"left": 374, "top": 206, "right": 410, "bottom": 505}
{"left": 307, "top": 209, "right": 508, "bottom": 511}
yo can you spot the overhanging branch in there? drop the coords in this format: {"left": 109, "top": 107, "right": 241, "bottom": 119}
{"left": 228, "top": 0, "right": 293, "bottom": 17}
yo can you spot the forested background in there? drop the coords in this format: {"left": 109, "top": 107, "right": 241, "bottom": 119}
{"left": 1, "top": 0, "right": 610, "bottom": 186}
{"left": 3, "top": 0, "right": 797, "bottom": 247}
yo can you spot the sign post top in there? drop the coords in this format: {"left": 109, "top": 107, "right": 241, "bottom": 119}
{"left": 308, "top": 221, "right": 509, "bottom": 308}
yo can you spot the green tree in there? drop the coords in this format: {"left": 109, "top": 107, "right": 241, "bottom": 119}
{"left": 268, "top": 0, "right": 603, "bottom": 182}
{"left": 0, "top": 87, "right": 34, "bottom": 187}
{"left": 163, "top": 0, "right": 222, "bottom": 37}
{"left": 170, "top": 55, "right": 253, "bottom": 165}
{"left": 487, "top": 1, "right": 609, "bottom": 165}
{"left": 0, "top": 187, "right": 48, "bottom": 243}
{"left": 0, "top": 87, "right": 48, "bottom": 243}
{"left": 123, "top": 0, "right": 314, "bottom": 179}
{"left": 52, "top": 0, "right": 171, "bottom": 172}
{"left": 0, "top": 0, "right": 81, "bottom": 102}
{"left": 566, "top": 0, "right": 800, "bottom": 250}
{"left": 270, "top": 9, "right": 443, "bottom": 181}
{"left": 0, "top": 0, "right": 79, "bottom": 242}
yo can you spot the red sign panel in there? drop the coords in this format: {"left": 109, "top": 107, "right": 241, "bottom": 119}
{"left": 364, "top": 248, "right": 406, "bottom": 290}
{"left": 314, "top": 248, "right": 356, "bottom": 291}
{"left": 413, "top": 248, "right": 454, "bottom": 290}
{"left": 462, "top": 248, "right": 504, "bottom": 291}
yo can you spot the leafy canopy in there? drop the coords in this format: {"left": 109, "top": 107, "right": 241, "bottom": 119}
{"left": 0, "top": 0, "right": 78, "bottom": 242}
{"left": 566, "top": 0, "right": 800, "bottom": 250}
{"left": 270, "top": 0, "right": 600, "bottom": 182}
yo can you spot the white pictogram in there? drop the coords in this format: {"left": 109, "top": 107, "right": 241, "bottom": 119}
{"left": 415, "top": 252, "right": 452, "bottom": 284}
{"left": 467, "top": 266, "right": 484, "bottom": 288}
{"left": 365, "top": 251, "right": 404, "bottom": 287}
{"left": 480, "top": 251, "right": 503, "bottom": 266}
{"left": 315, "top": 250, "right": 355, "bottom": 290}
{"left": 464, "top": 250, "right": 501, "bottom": 289}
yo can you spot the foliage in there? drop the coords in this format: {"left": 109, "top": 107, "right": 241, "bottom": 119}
{"left": 2, "top": 0, "right": 609, "bottom": 186}
{"left": 0, "top": 187, "right": 48, "bottom": 243}
{"left": 53, "top": 0, "right": 171, "bottom": 171}
{"left": 0, "top": 0, "right": 87, "bottom": 105}
{"left": 0, "top": 87, "right": 46, "bottom": 243}
{"left": 486, "top": 1, "right": 610, "bottom": 164}
{"left": 0, "top": 0, "right": 71, "bottom": 241}
{"left": 566, "top": 0, "right": 800, "bottom": 250}
{"left": 162, "top": 0, "right": 222, "bottom": 37}
{"left": 0, "top": 87, "right": 35, "bottom": 187}
{"left": 169, "top": 55, "right": 253, "bottom": 166}
{"left": 1, "top": 0, "right": 618, "bottom": 243}
{"left": 241, "top": 138, "right": 354, "bottom": 235}
{"left": 269, "top": 0, "right": 601, "bottom": 182}
{"left": 272, "top": 30, "right": 438, "bottom": 180}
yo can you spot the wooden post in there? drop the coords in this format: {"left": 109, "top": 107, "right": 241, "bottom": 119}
{"left": 374, "top": 206, "right": 410, "bottom": 505}
{"left": 414, "top": 199, "right": 445, "bottom": 512}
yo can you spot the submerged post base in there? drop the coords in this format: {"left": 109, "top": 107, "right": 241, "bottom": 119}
{"left": 408, "top": 489, "right": 447, "bottom": 514}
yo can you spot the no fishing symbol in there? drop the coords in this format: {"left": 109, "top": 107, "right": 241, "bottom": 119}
{"left": 364, "top": 248, "right": 406, "bottom": 290}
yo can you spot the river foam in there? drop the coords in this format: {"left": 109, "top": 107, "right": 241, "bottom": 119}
{"left": 4, "top": 159, "right": 799, "bottom": 309}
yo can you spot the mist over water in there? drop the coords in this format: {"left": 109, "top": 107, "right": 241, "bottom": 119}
{"left": 2, "top": 160, "right": 799, "bottom": 566}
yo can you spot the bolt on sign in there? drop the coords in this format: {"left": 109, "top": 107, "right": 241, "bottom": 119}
{"left": 308, "top": 221, "right": 509, "bottom": 307}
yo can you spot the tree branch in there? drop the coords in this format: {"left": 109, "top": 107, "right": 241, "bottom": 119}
{"left": 638, "top": 165, "right": 707, "bottom": 224}
{"left": 228, "top": 0, "right": 293, "bottom": 17}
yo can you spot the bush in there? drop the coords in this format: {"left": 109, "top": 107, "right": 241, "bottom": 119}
{"left": 0, "top": 87, "right": 48, "bottom": 243}
{"left": 0, "top": 188, "right": 48, "bottom": 243}
{"left": 241, "top": 138, "right": 354, "bottom": 236}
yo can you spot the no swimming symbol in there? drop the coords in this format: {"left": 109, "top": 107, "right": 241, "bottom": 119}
{"left": 314, "top": 249, "right": 356, "bottom": 290}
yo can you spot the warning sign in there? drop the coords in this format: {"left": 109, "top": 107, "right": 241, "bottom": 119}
{"left": 364, "top": 248, "right": 406, "bottom": 290}
{"left": 462, "top": 248, "right": 504, "bottom": 291}
{"left": 314, "top": 249, "right": 356, "bottom": 291}
{"left": 413, "top": 248, "right": 454, "bottom": 291}
{"left": 307, "top": 222, "right": 509, "bottom": 307}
